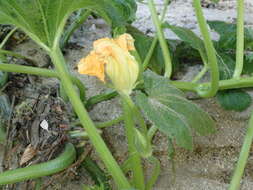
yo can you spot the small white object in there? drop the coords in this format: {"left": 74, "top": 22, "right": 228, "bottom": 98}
{"left": 40, "top": 119, "right": 49, "bottom": 131}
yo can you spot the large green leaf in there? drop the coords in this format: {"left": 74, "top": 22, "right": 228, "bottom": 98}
{"left": 135, "top": 71, "right": 215, "bottom": 150}
{"left": 0, "top": 0, "right": 136, "bottom": 49}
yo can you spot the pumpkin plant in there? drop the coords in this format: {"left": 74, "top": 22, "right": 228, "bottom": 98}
{"left": 0, "top": 0, "right": 136, "bottom": 189}
{"left": 0, "top": 0, "right": 251, "bottom": 190}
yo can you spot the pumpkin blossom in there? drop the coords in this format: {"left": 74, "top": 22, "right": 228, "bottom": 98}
{"left": 78, "top": 33, "right": 139, "bottom": 95}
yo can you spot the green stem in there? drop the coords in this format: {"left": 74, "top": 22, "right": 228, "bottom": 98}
{"left": 121, "top": 95, "right": 145, "bottom": 190}
{"left": 0, "top": 143, "right": 76, "bottom": 185}
{"left": 0, "top": 49, "right": 36, "bottom": 63}
{"left": 171, "top": 76, "right": 253, "bottom": 92}
{"left": 170, "top": 81, "right": 198, "bottom": 92}
{"left": 82, "top": 156, "right": 110, "bottom": 189}
{"left": 148, "top": 0, "right": 172, "bottom": 78}
{"left": 193, "top": 0, "right": 219, "bottom": 97}
{"left": 143, "top": 0, "right": 170, "bottom": 70}
{"left": 49, "top": 46, "right": 130, "bottom": 189}
{"left": 35, "top": 178, "right": 42, "bottom": 190}
{"left": 0, "top": 27, "right": 17, "bottom": 49}
{"left": 146, "top": 156, "right": 161, "bottom": 190}
{"left": 229, "top": 111, "right": 253, "bottom": 190}
{"left": 143, "top": 37, "right": 158, "bottom": 70}
{"left": 60, "top": 10, "right": 91, "bottom": 49}
{"left": 0, "top": 63, "right": 86, "bottom": 102}
{"left": 192, "top": 65, "right": 208, "bottom": 83}
{"left": 96, "top": 115, "right": 124, "bottom": 128}
{"left": 233, "top": 0, "right": 245, "bottom": 78}
{"left": 72, "top": 115, "right": 124, "bottom": 129}
{"left": 122, "top": 94, "right": 147, "bottom": 134}
{"left": 85, "top": 91, "right": 118, "bottom": 109}
{"left": 147, "top": 125, "right": 158, "bottom": 142}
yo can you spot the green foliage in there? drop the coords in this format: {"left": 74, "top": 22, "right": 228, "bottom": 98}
{"left": 217, "top": 89, "right": 252, "bottom": 112}
{"left": 163, "top": 22, "right": 207, "bottom": 62}
{"left": 244, "top": 52, "right": 253, "bottom": 75}
{"left": 207, "top": 21, "right": 253, "bottom": 111}
{"left": 135, "top": 70, "right": 215, "bottom": 150}
{"left": 160, "top": 21, "right": 252, "bottom": 111}
{"left": 82, "top": 157, "right": 110, "bottom": 190}
{"left": 208, "top": 21, "right": 253, "bottom": 51}
{"left": 217, "top": 53, "right": 235, "bottom": 80}
{"left": 0, "top": 0, "right": 136, "bottom": 49}
{"left": 127, "top": 26, "right": 177, "bottom": 75}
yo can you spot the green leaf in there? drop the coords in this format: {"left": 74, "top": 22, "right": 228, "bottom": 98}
{"left": 162, "top": 22, "right": 208, "bottom": 63}
{"left": 208, "top": 21, "right": 253, "bottom": 51}
{"left": 215, "top": 53, "right": 251, "bottom": 111}
{"left": 243, "top": 52, "right": 253, "bottom": 74}
{"left": 83, "top": 157, "right": 110, "bottom": 190}
{"left": 208, "top": 21, "right": 236, "bottom": 50}
{"left": 217, "top": 53, "right": 235, "bottom": 80}
{"left": 217, "top": 89, "right": 252, "bottom": 111}
{"left": 0, "top": 0, "right": 136, "bottom": 49}
{"left": 135, "top": 70, "right": 215, "bottom": 150}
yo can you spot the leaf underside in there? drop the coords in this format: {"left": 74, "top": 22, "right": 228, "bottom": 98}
{"left": 135, "top": 70, "right": 215, "bottom": 150}
{"left": 0, "top": 0, "right": 136, "bottom": 48}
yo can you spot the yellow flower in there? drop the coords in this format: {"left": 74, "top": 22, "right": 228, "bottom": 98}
{"left": 78, "top": 33, "right": 139, "bottom": 95}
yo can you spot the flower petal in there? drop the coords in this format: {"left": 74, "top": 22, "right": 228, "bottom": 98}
{"left": 114, "top": 33, "right": 135, "bottom": 51}
{"left": 78, "top": 51, "right": 105, "bottom": 82}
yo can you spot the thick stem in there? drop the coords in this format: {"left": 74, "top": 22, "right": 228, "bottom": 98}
{"left": 148, "top": 0, "right": 172, "bottom": 78}
{"left": 193, "top": 0, "right": 219, "bottom": 97}
{"left": 171, "top": 77, "right": 253, "bottom": 92}
{"left": 0, "top": 63, "right": 86, "bottom": 102}
{"left": 49, "top": 47, "right": 131, "bottom": 189}
{"left": 229, "top": 111, "right": 253, "bottom": 190}
{"left": 121, "top": 95, "right": 145, "bottom": 190}
{"left": 233, "top": 0, "right": 245, "bottom": 78}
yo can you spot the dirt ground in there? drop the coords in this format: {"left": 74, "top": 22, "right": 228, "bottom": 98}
{"left": 1, "top": 0, "right": 253, "bottom": 189}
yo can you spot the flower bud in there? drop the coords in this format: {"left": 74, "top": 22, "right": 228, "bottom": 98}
{"left": 78, "top": 34, "right": 139, "bottom": 95}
